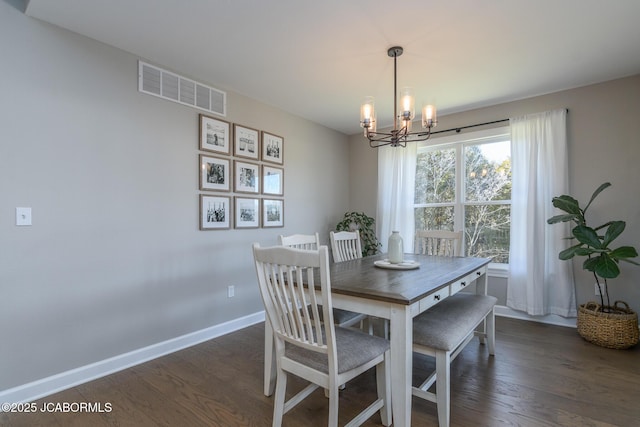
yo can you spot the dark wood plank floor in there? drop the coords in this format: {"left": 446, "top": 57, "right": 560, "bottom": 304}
{"left": 2, "top": 317, "right": 639, "bottom": 426}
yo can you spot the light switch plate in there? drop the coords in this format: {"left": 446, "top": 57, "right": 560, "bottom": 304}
{"left": 16, "top": 207, "right": 32, "bottom": 226}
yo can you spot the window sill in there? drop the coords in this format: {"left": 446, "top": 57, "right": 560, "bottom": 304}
{"left": 488, "top": 263, "right": 509, "bottom": 278}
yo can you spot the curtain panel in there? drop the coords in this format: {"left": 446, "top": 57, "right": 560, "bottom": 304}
{"left": 507, "top": 109, "right": 576, "bottom": 317}
{"left": 377, "top": 141, "right": 417, "bottom": 253}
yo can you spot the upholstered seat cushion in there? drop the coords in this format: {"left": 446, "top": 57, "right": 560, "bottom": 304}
{"left": 286, "top": 326, "right": 389, "bottom": 374}
{"left": 413, "top": 293, "right": 497, "bottom": 351}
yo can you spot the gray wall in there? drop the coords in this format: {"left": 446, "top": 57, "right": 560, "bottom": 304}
{"left": 349, "top": 75, "right": 640, "bottom": 310}
{"left": 0, "top": 3, "right": 350, "bottom": 391}
{"left": 3, "top": 0, "right": 639, "bottom": 395}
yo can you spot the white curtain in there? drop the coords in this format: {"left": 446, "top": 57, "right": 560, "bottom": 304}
{"left": 507, "top": 109, "right": 576, "bottom": 317}
{"left": 377, "top": 141, "right": 417, "bottom": 253}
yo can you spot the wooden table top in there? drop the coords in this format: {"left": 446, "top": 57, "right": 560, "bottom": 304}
{"left": 326, "top": 253, "right": 491, "bottom": 305}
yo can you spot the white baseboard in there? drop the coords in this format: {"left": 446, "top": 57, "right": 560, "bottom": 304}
{"left": 494, "top": 305, "right": 577, "bottom": 328}
{"left": 0, "top": 311, "right": 265, "bottom": 407}
{"left": 2, "top": 306, "right": 577, "bottom": 406}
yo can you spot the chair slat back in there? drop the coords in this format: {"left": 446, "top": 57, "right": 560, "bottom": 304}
{"left": 414, "top": 230, "right": 463, "bottom": 257}
{"left": 329, "top": 230, "right": 363, "bottom": 262}
{"left": 253, "top": 244, "right": 334, "bottom": 355}
{"left": 278, "top": 233, "right": 320, "bottom": 250}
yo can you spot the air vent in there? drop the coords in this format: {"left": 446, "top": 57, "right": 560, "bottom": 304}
{"left": 138, "top": 61, "right": 226, "bottom": 116}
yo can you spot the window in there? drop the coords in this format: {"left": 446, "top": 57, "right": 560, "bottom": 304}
{"left": 414, "top": 127, "right": 511, "bottom": 264}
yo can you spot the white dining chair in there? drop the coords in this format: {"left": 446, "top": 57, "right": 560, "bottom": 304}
{"left": 252, "top": 244, "right": 392, "bottom": 427}
{"left": 329, "top": 230, "right": 363, "bottom": 263}
{"left": 414, "top": 230, "right": 463, "bottom": 257}
{"left": 278, "top": 233, "right": 365, "bottom": 329}
{"left": 278, "top": 233, "right": 320, "bottom": 250}
{"left": 330, "top": 230, "right": 384, "bottom": 337}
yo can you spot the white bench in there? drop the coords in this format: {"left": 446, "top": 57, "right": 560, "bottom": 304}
{"left": 412, "top": 292, "right": 497, "bottom": 427}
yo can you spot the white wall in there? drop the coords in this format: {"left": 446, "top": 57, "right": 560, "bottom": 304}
{"left": 0, "top": 2, "right": 350, "bottom": 392}
{"left": 349, "top": 75, "right": 640, "bottom": 311}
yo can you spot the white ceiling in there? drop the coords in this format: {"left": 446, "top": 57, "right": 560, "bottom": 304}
{"left": 25, "top": 0, "right": 640, "bottom": 135}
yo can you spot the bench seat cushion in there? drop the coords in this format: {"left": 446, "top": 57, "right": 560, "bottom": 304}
{"left": 413, "top": 293, "right": 497, "bottom": 351}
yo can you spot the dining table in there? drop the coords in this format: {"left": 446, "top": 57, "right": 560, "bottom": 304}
{"left": 263, "top": 252, "right": 491, "bottom": 427}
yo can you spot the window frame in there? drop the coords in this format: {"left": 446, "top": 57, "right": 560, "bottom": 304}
{"left": 415, "top": 126, "right": 511, "bottom": 267}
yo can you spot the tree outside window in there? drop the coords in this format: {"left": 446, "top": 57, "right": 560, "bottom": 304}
{"left": 414, "top": 130, "right": 511, "bottom": 263}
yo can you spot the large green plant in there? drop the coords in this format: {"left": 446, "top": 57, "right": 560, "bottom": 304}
{"left": 336, "top": 212, "right": 381, "bottom": 257}
{"left": 547, "top": 182, "right": 639, "bottom": 310}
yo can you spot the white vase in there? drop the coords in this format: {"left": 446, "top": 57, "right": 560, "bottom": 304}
{"left": 388, "top": 231, "right": 404, "bottom": 264}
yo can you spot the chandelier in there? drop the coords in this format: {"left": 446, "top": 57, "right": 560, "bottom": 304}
{"left": 360, "top": 46, "right": 437, "bottom": 148}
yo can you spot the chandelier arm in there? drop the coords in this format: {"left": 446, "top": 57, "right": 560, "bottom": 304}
{"left": 369, "top": 139, "right": 406, "bottom": 149}
{"left": 405, "top": 133, "right": 432, "bottom": 142}
{"left": 413, "top": 129, "right": 433, "bottom": 139}
{"left": 365, "top": 131, "right": 396, "bottom": 143}
{"left": 369, "top": 140, "right": 392, "bottom": 148}
{"left": 365, "top": 129, "right": 431, "bottom": 146}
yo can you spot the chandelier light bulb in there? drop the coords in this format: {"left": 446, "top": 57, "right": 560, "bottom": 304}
{"left": 399, "top": 87, "right": 414, "bottom": 122}
{"left": 361, "top": 97, "right": 375, "bottom": 128}
{"left": 422, "top": 104, "right": 437, "bottom": 129}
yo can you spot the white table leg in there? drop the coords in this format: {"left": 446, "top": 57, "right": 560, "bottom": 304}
{"left": 389, "top": 306, "right": 413, "bottom": 427}
{"left": 264, "top": 320, "right": 276, "bottom": 396}
{"left": 477, "top": 269, "right": 488, "bottom": 295}
{"left": 477, "top": 269, "right": 489, "bottom": 344}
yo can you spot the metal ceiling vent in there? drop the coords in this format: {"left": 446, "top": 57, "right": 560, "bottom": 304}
{"left": 138, "top": 60, "right": 226, "bottom": 116}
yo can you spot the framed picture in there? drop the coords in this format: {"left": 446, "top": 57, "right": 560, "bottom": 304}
{"left": 262, "top": 131, "right": 284, "bottom": 164}
{"left": 233, "top": 124, "right": 260, "bottom": 159}
{"left": 199, "top": 154, "right": 230, "bottom": 192}
{"left": 200, "top": 114, "right": 230, "bottom": 155}
{"left": 262, "top": 165, "right": 283, "bottom": 196}
{"left": 234, "top": 160, "right": 260, "bottom": 193}
{"left": 262, "top": 199, "right": 284, "bottom": 228}
{"left": 235, "top": 197, "right": 260, "bottom": 229}
{"left": 200, "top": 195, "right": 231, "bottom": 230}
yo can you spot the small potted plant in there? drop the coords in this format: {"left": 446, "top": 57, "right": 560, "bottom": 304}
{"left": 547, "top": 182, "right": 639, "bottom": 348}
{"left": 335, "top": 212, "right": 381, "bottom": 257}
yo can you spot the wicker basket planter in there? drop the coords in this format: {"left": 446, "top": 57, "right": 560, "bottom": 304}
{"left": 577, "top": 301, "right": 639, "bottom": 349}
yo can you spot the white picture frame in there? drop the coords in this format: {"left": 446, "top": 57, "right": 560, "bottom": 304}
{"left": 200, "top": 114, "right": 231, "bottom": 155}
{"left": 200, "top": 195, "right": 231, "bottom": 230}
{"left": 234, "top": 160, "right": 260, "bottom": 194}
{"left": 262, "top": 198, "right": 284, "bottom": 228}
{"left": 233, "top": 124, "right": 260, "bottom": 160}
{"left": 262, "top": 165, "right": 283, "bottom": 196}
{"left": 199, "top": 154, "right": 230, "bottom": 192}
{"left": 262, "top": 131, "right": 284, "bottom": 164}
{"left": 235, "top": 197, "right": 260, "bottom": 229}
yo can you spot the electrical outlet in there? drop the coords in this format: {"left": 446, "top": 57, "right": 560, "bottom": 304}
{"left": 16, "top": 207, "right": 32, "bottom": 226}
{"left": 595, "top": 283, "right": 601, "bottom": 295}
{"left": 228, "top": 285, "right": 235, "bottom": 298}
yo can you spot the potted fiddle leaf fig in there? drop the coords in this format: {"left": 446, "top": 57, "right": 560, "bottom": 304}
{"left": 547, "top": 182, "right": 640, "bottom": 349}
{"left": 336, "top": 212, "right": 381, "bottom": 257}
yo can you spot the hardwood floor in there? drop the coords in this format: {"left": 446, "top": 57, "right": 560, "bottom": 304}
{"left": 2, "top": 317, "right": 639, "bottom": 426}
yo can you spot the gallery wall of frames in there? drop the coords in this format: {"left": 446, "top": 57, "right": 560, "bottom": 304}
{"left": 198, "top": 114, "right": 285, "bottom": 230}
